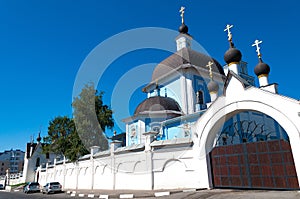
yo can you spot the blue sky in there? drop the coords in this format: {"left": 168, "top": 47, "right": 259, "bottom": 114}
{"left": 0, "top": 0, "right": 299, "bottom": 152}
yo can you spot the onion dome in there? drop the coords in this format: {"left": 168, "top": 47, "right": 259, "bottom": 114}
{"left": 224, "top": 47, "right": 242, "bottom": 64}
{"left": 37, "top": 132, "right": 41, "bottom": 142}
{"left": 207, "top": 80, "right": 219, "bottom": 93}
{"left": 179, "top": 23, "right": 188, "bottom": 34}
{"left": 134, "top": 96, "right": 182, "bottom": 118}
{"left": 254, "top": 58, "right": 270, "bottom": 77}
{"left": 223, "top": 24, "right": 242, "bottom": 64}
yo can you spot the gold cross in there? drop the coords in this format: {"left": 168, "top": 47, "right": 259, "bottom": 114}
{"left": 224, "top": 24, "right": 233, "bottom": 41}
{"left": 206, "top": 61, "right": 214, "bottom": 79}
{"left": 179, "top": 6, "right": 185, "bottom": 24}
{"left": 252, "top": 39, "right": 263, "bottom": 58}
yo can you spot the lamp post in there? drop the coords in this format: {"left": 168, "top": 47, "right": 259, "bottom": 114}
{"left": 5, "top": 168, "right": 10, "bottom": 187}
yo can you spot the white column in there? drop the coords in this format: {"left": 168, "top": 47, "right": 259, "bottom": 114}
{"left": 176, "top": 34, "right": 192, "bottom": 51}
{"left": 180, "top": 75, "right": 188, "bottom": 114}
{"left": 228, "top": 63, "right": 239, "bottom": 74}
{"left": 186, "top": 74, "right": 195, "bottom": 114}
{"left": 258, "top": 75, "right": 269, "bottom": 87}
{"left": 210, "top": 92, "right": 218, "bottom": 102}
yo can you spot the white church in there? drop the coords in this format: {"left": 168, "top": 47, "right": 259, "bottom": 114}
{"left": 22, "top": 7, "right": 300, "bottom": 190}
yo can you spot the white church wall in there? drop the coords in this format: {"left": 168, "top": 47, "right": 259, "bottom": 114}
{"left": 94, "top": 162, "right": 113, "bottom": 190}
{"left": 64, "top": 164, "right": 77, "bottom": 189}
{"left": 114, "top": 151, "right": 149, "bottom": 190}
{"left": 36, "top": 144, "right": 198, "bottom": 191}
{"left": 162, "top": 78, "right": 182, "bottom": 106}
{"left": 77, "top": 160, "right": 92, "bottom": 189}
{"left": 54, "top": 165, "right": 64, "bottom": 186}
{"left": 152, "top": 147, "right": 199, "bottom": 189}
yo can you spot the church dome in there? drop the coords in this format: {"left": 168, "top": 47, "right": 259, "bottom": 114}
{"left": 151, "top": 47, "right": 224, "bottom": 81}
{"left": 224, "top": 47, "right": 242, "bottom": 64}
{"left": 134, "top": 96, "right": 182, "bottom": 116}
{"left": 254, "top": 59, "right": 270, "bottom": 76}
{"left": 207, "top": 80, "right": 219, "bottom": 93}
{"left": 179, "top": 23, "right": 188, "bottom": 34}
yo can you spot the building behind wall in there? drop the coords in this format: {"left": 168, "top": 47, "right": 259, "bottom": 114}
{"left": 0, "top": 149, "right": 25, "bottom": 176}
{"left": 22, "top": 133, "right": 56, "bottom": 183}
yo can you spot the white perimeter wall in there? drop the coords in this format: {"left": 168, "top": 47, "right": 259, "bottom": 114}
{"left": 37, "top": 144, "right": 201, "bottom": 190}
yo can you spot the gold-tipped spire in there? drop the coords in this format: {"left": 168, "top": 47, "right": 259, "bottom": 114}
{"left": 179, "top": 6, "right": 185, "bottom": 24}
{"left": 252, "top": 39, "right": 263, "bottom": 59}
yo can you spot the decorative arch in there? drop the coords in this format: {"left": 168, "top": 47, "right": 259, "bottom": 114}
{"left": 195, "top": 97, "right": 300, "bottom": 188}
{"left": 94, "top": 165, "right": 100, "bottom": 174}
{"left": 197, "top": 100, "right": 300, "bottom": 158}
{"left": 133, "top": 161, "right": 142, "bottom": 173}
{"left": 116, "top": 163, "right": 123, "bottom": 173}
{"left": 79, "top": 167, "right": 85, "bottom": 175}
{"left": 102, "top": 164, "right": 109, "bottom": 175}
{"left": 161, "top": 159, "right": 187, "bottom": 172}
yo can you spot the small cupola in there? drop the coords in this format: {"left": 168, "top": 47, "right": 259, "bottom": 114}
{"left": 252, "top": 39, "right": 270, "bottom": 87}
{"left": 223, "top": 24, "right": 242, "bottom": 74}
{"left": 206, "top": 61, "right": 219, "bottom": 102}
{"left": 176, "top": 6, "right": 192, "bottom": 51}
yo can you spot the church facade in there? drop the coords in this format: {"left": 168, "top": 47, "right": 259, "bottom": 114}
{"left": 23, "top": 7, "right": 300, "bottom": 190}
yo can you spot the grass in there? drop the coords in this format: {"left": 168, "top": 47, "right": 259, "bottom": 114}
{"left": 10, "top": 182, "right": 27, "bottom": 189}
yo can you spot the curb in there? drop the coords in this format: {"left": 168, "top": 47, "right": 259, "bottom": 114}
{"left": 154, "top": 191, "right": 170, "bottom": 197}
{"left": 120, "top": 194, "right": 134, "bottom": 198}
{"left": 64, "top": 188, "right": 204, "bottom": 198}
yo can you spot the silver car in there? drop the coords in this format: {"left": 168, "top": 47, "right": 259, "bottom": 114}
{"left": 42, "top": 182, "right": 62, "bottom": 194}
{"left": 23, "top": 182, "right": 40, "bottom": 194}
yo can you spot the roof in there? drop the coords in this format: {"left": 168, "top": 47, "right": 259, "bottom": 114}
{"left": 134, "top": 96, "right": 182, "bottom": 116}
{"left": 151, "top": 47, "right": 224, "bottom": 82}
{"left": 26, "top": 143, "right": 37, "bottom": 158}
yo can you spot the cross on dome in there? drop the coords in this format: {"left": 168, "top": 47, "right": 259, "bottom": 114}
{"left": 179, "top": 6, "right": 185, "bottom": 24}
{"left": 206, "top": 61, "right": 214, "bottom": 79}
{"left": 252, "top": 39, "right": 263, "bottom": 58}
{"left": 224, "top": 24, "right": 233, "bottom": 42}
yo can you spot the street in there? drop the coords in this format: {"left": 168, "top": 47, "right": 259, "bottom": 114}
{"left": 2, "top": 189, "right": 300, "bottom": 199}
{"left": 0, "top": 191, "right": 67, "bottom": 199}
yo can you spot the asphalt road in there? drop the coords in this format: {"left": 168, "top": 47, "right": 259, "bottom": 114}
{"left": 0, "top": 191, "right": 67, "bottom": 199}
{"left": 1, "top": 189, "right": 300, "bottom": 199}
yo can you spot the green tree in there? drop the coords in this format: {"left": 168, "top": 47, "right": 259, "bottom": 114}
{"left": 43, "top": 84, "right": 114, "bottom": 162}
{"left": 72, "top": 84, "right": 114, "bottom": 151}
{"left": 42, "top": 116, "right": 89, "bottom": 162}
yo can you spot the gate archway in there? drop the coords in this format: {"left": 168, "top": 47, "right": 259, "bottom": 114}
{"left": 209, "top": 112, "right": 298, "bottom": 189}
{"left": 195, "top": 97, "right": 300, "bottom": 189}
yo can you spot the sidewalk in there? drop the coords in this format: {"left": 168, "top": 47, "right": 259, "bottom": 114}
{"left": 62, "top": 188, "right": 300, "bottom": 199}
{"left": 63, "top": 188, "right": 198, "bottom": 198}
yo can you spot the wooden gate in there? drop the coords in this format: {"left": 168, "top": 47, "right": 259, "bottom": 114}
{"left": 210, "top": 139, "right": 299, "bottom": 189}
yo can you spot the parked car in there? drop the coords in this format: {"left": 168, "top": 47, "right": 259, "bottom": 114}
{"left": 42, "top": 182, "right": 62, "bottom": 194}
{"left": 23, "top": 182, "right": 40, "bottom": 194}
{"left": 0, "top": 184, "right": 4, "bottom": 190}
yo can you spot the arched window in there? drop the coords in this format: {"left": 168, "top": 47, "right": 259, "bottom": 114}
{"left": 36, "top": 157, "right": 40, "bottom": 168}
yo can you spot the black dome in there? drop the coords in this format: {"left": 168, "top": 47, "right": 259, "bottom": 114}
{"left": 134, "top": 96, "right": 182, "bottom": 116}
{"left": 207, "top": 80, "right": 219, "bottom": 93}
{"left": 224, "top": 47, "right": 242, "bottom": 64}
{"left": 37, "top": 132, "right": 41, "bottom": 142}
{"left": 179, "top": 23, "right": 188, "bottom": 34}
{"left": 254, "top": 60, "right": 270, "bottom": 76}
